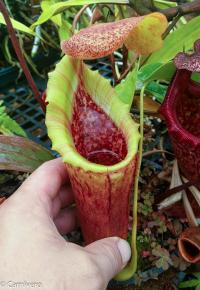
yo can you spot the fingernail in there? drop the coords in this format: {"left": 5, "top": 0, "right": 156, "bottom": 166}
{"left": 117, "top": 239, "right": 131, "bottom": 265}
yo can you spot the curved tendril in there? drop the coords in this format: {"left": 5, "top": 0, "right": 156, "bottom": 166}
{"left": 115, "top": 84, "right": 145, "bottom": 281}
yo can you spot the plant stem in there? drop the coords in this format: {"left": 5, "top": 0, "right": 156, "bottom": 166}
{"left": 162, "top": 12, "right": 181, "bottom": 39}
{"left": 19, "top": 11, "right": 60, "bottom": 50}
{"left": 0, "top": 0, "right": 45, "bottom": 112}
{"left": 143, "top": 149, "right": 174, "bottom": 158}
{"left": 161, "top": 0, "right": 200, "bottom": 21}
{"left": 40, "top": 28, "right": 60, "bottom": 50}
{"left": 121, "top": 45, "right": 129, "bottom": 74}
{"left": 156, "top": 178, "right": 200, "bottom": 207}
{"left": 117, "top": 4, "right": 125, "bottom": 19}
{"left": 116, "top": 54, "right": 138, "bottom": 85}
{"left": 129, "top": 0, "right": 200, "bottom": 21}
{"left": 115, "top": 85, "right": 145, "bottom": 281}
{"left": 109, "top": 54, "right": 118, "bottom": 85}
{"left": 72, "top": 4, "right": 90, "bottom": 32}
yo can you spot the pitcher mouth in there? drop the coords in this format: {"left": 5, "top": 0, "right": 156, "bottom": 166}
{"left": 86, "top": 150, "right": 123, "bottom": 166}
{"left": 46, "top": 56, "right": 140, "bottom": 173}
{"left": 179, "top": 239, "right": 200, "bottom": 263}
{"left": 159, "top": 70, "right": 200, "bottom": 148}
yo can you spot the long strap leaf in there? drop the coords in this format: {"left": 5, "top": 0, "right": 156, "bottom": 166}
{"left": 0, "top": 136, "right": 53, "bottom": 173}
{"left": 31, "top": 0, "right": 128, "bottom": 28}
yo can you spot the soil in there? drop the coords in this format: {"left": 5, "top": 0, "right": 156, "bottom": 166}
{"left": 0, "top": 171, "right": 28, "bottom": 198}
{"left": 107, "top": 269, "right": 178, "bottom": 290}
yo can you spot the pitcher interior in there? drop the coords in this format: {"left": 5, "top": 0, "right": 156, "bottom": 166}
{"left": 71, "top": 83, "right": 128, "bottom": 166}
{"left": 176, "top": 80, "right": 200, "bottom": 137}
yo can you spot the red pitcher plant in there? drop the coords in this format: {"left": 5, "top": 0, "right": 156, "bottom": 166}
{"left": 159, "top": 40, "right": 200, "bottom": 264}
{"left": 45, "top": 13, "right": 167, "bottom": 280}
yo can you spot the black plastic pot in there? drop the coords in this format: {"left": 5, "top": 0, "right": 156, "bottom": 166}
{"left": 0, "top": 66, "right": 19, "bottom": 89}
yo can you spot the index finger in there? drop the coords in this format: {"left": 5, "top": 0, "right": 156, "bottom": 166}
{"left": 16, "top": 158, "right": 69, "bottom": 211}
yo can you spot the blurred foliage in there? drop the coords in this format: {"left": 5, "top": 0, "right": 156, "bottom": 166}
{"left": 179, "top": 273, "right": 200, "bottom": 290}
{"left": 0, "top": 100, "right": 27, "bottom": 137}
{"left": 4, "top": 0, "right": 30, "bottom": 22}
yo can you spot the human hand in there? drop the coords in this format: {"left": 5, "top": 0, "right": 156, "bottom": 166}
{"left": 0, "top": 159, "right": 131, "bottom": 290}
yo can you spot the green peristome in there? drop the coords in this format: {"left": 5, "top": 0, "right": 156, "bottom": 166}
{"left": 45, "top": 55, "right": 140, "bottom": 262}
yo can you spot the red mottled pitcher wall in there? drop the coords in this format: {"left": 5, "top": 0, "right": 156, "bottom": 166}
{"left": 68, "top": 81, "right": 136, "bottom": 244}
{"left": 66, "top": 157, "right": 136, "bottom": 244}
{"left": 159, "top": 69, "right": 200, "bottom": 185}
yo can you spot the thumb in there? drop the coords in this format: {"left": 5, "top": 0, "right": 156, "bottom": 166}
{"left": 85, "top": 237, "right": 131, "bottom": 282}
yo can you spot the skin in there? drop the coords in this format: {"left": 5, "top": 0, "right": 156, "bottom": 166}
{"left": 0, "top": 159, "right": 131, "bottom": 290}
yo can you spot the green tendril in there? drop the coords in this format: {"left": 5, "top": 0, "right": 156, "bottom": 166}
{"left": 115, "top": 84, "right": 145, "bottom": 281}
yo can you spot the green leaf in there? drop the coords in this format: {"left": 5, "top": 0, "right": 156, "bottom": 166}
{"left": 138, "top": 62, "right": 200, "bottom": 101}
{"left": 41, "top": 0, "right": 62, "bottom": 26}
{"left": 138, "top": 62, "right": 175, "bottom": 103}
{"left": 139, "top": 62, "right": 176, "bottom": 83}
{"left": 192, "top": 72, "right": 200, "bottom": 83}
{"left": 146, "top": 81, "right": 168, "bottom": 103}
{"left": 179, "top": 279, "right": 199, "bottom": 288}
{"left": 58, "top": 19, "right": 73, "bottom": 41}
{"left": 0, "top": 13, "right": 35, "bottom": 35}
{"left": 154, "top": 0, "right": 177, "bottom": 9}
{"left": 146, "top": 15, "right": 200, "bottom": 64}
{"left": 2, "top": 35, "right": 17, "bottom": 66}
{"left": 0, "top": 101, "right": 27, "bottom": 137}
{"left": 115, "top": 64, "right": 138, "bottom": 109}
{"left": 193, "top": 273, "right": 200, "bottom": 280}
{"left": 196, "top": 283, "right": 200, "bottom": 290}
{"left": 0, "top": 136, "right": 53, "bottom": 173}
{"left": 31, "top": 0, "right": 128, "bottom": 28}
